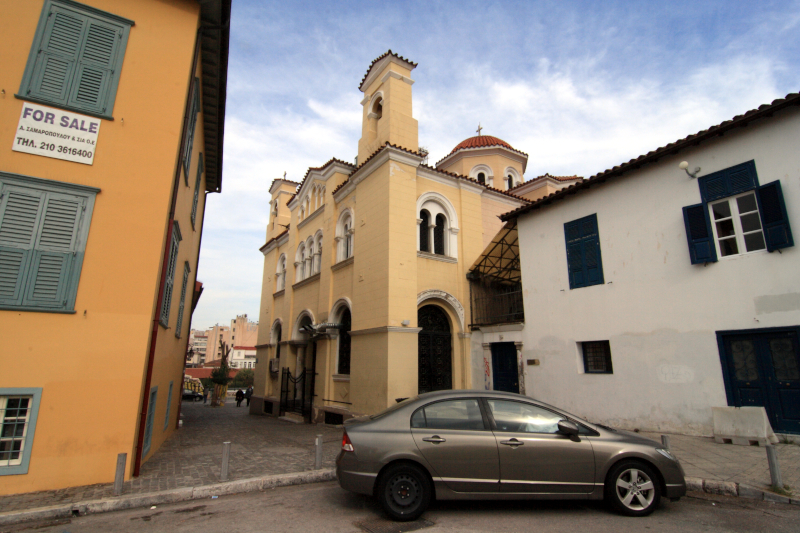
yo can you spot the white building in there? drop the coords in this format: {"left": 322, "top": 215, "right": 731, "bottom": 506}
{"left": 230, "top": 346, "right": 257, "bottom": 369}
{"left": 470, "top": 92, "right": 800, "bottom": 436}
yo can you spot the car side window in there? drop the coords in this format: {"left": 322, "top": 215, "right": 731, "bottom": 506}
{"left": 487, "top": 399, "right": 562, "bottom": 434}
{"left": 412, "top": 399, "right": 485, "bottom": 431}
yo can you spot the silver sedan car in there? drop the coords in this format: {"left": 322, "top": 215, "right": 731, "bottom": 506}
{"left": 336, "top": 390, "right": 686, "bottom": 521}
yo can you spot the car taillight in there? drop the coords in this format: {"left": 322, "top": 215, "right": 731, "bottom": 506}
{"left": 342, "top": 430, "right": 354, "bottom": 452}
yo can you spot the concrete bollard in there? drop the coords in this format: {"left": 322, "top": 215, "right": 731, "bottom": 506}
{"left": 661, "top": 435, "right": 671, "bottom": 451}
{"left": 113, "top": 453, "right": 127, "bottom": 496}
{"left": 766, "top": 444, "right": 782, "bottom": 487}
{"left": 315, "top": 434, "right": 323, "bottom": 470}
{"left": 221, "top": 442, "right": 232, "bottom": 481}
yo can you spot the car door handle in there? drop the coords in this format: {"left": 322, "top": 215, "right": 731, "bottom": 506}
{"left": 500, "top": 438, "right": 524, "bottom": 447}
{"left": 422, "top": 436, "right": 446, "bottom": 443}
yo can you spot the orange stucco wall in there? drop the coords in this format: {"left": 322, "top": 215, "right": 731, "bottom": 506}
{"left": 0, "top": 0, "right": 206, "bottom": 495}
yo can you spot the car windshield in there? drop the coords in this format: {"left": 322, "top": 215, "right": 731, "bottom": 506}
{"left": 369, "top": 396, "right": 418, "bottom": 420}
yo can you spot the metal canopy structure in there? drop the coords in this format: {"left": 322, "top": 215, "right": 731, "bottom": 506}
{"left": 468, "top": 220, "right": 521, "bottom": 284}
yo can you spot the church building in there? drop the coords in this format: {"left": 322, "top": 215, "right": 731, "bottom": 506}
{"left": 250, "top": 51, "right": 579, "bottom": 421}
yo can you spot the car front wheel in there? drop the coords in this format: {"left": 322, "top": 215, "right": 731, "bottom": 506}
{"left": 606, "top": 460, "right": 661, "bottom": 516}
{"left": 377, "top": 463, "right": 431, "bottom": 522}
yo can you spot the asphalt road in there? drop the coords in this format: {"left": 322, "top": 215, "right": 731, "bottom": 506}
{"left": 4, "top": 482, "right": 798, "bottom": 533}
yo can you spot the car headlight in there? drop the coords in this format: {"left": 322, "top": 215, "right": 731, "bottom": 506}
{"left": 656, "top": 448, "right": 677, "bottom": 462}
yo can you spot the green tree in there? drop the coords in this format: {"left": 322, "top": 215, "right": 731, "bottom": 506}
{"left": 231, "top": 368, "right": 254, "bottom": 388}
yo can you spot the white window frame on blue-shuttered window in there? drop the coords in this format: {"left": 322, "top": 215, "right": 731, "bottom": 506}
{"left": 16, "top": 0, "right": 134, "bottom": 120}
{"left": 0, "top": 388, "right": 43, "bottom": 476}
{"left": 0, "top": 172, "right": 98, "bottom": 313}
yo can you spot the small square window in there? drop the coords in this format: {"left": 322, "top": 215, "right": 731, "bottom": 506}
{"left": 581, "top": 341, "right": 613, "bottom": 374}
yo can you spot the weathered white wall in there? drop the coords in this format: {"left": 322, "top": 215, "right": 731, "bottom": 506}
{"left": 515, "top": 105, "right": 800, "bottom": 435}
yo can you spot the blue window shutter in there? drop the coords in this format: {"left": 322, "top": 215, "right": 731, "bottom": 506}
{"left": 143, "top": 387, "right": 157, "bottom": 455}
{"left": 699, "top": 160, "right": 758, "bottom": 202}
{"left": 757, "top": 180, "right": 794, "bottom": 252}
{"left": 0, "top": 189, "right": 45, "bottom": 306}
{"left": 175, "top": 262, "right": 190, "bottom": 338}
{"left": 183, "top": 79, "right": 200, "bottom": 179}
{"left": 159, "top": 222, "right": 181, "bottom": 327}
{"left": 565, "top": 215, "right": 604, "bottom": 289}
{"left": 191, "top": 154, "right": 204, "bottom": 228}
{"left": 22, "top": 194, "right": 83, "bottom": 309}
{"left": 164, "top": 382, "right": 173, "bottom": 430}
{"left": 682, "top": 203, "right": 718, "bottom": 264}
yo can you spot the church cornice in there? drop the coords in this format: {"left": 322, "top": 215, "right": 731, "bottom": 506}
{"left": 359, "top": 50, "right": 417, "bottom": 92}
{"left": 435, "top": 145, "right": 529, "bottom": 173}
{"left": 332, "top": 143, "right": 424, "bottom": 202}
{"left": 287, "top": 158, "right": 356, "bottom": 208}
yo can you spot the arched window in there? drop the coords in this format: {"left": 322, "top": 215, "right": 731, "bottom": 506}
{"left": 505, "top": 168, "right": 521, "bottom": 190}
{"left": 470, "top": 165, "right": 493, "bottom": 186}
{"left": 305, "top": 237, "right": 315, "bottom": 276}
{"left": 276, "top": 254, "right": 286, "bottom": 291}
{"left": 417, "top": 193, "right": 459, "bottom": 258}
{"left": 372, "top": 97, "right": 383, "bottom": 120}
{"left": 419, "top": 210, "right": 430, "bottom": 252}
{"left": 336, "top": 210, "right": 354, "bottom": 262}
{"left": 477, "top": 172, "right": 486, "bottom": 185}
{"left": 314, "top": 232, "right": 323, "bottom": 274}
{"left": 295, "top": 243, "right": 306, "bottom": 282}
{"left": 434, "top": 214, "right": 446, "bottom": 255}
{"left": 337, "top": 308, "right": 351, "bottom": 375}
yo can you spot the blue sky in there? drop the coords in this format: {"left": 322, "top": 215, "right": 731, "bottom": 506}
{"left": 191, "top": 0, "right": 800, "bottom": 330}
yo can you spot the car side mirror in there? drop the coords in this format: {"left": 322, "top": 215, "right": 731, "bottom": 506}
{"left": 557, "top": 419, "right": 579, "bottom": 437}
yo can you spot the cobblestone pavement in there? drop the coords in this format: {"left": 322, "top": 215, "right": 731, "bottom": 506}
{"left": 642, "top": 431, "right": 800, "bottom": 490}
{"left": 0, "top": 399, "right": 341, "bottom": 513}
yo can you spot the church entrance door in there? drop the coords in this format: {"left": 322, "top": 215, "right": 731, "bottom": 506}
{"left": 418, "top": 304, "right": 453, "bottom": 394}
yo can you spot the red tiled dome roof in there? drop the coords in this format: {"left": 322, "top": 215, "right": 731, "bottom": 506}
{"left": 450, "top": 135, "right": 514, "bottom": 154}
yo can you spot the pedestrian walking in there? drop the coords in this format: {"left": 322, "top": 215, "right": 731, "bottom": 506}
{"left": 245, "top": 386, "right": 253, "bottom": 407}
{"left": 235, "top": 388, "right": 244, "bottom": 407}
{"left": 203, "top": 387, "right": 208, "bottom": 404}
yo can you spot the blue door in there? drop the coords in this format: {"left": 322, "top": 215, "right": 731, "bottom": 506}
{"left": 491, "top": 343, "right": 519, "bottom": 393}
{"left": 719, "top": 329, "right": 800, "bottom": 434}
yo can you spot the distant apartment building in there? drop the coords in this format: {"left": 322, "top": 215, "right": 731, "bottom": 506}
{"left": 230, "top": 346, "right": 257, "bottom": 369}
{"left": 186, "top": 330, "right": 207, "bottom": 367}
{"left": 204, "top": 324, "right": 231, "bottom": 362}
{"left": 230, "top": 313, "right": 258, "bottom": 349}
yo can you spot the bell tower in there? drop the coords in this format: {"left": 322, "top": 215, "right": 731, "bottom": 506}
{"left": 357, "top": 51, "right": 419, "bottom": 163}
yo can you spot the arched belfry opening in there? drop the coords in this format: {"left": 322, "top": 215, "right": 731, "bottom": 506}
{"left": 418, "top": 304, "right": 453, "bottom": 394}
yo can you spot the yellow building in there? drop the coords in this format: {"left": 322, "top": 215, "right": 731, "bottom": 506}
{"left": 0, "top": 0, "right": 230, "bottom": 494}
{"left": 251, "top": 52, "right": 574, "bottom": 422}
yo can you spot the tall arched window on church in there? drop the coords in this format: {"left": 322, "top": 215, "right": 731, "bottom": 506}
{"left": 337, "top": 308, "right": 351, "bottom": 375}
{"left": 419, "top": 210, "right": 430, "bottom": 252}
{"left": 477, "top": 172, "right": 486, "bottom": 185}
{"left": 434, "top": 214, "right": 446, "bottom": 255}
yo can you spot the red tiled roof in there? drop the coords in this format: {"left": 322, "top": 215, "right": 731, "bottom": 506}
{"left": 506, "top": 173, "right": 582, "bottom": 192}
{"left": 435, "top": 136, "right": 529, "bottom": 167}
{"left": 359, "top": 50, "right": 418, "bottom": 91}
{"left": 259, "top": 228, "right": 289, "bottom": 253}
{"left": 500, "top": 91, "right": 800, "bottom": 222}
{"left": 184, "top": 368, "right": 238, "bottom": 379}
{"left": 233, "top": 346, "right": 256, "bottom": 350}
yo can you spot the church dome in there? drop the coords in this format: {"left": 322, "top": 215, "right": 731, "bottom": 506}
{"left": 450, "top": 135, "right": 515, "bottom": 154}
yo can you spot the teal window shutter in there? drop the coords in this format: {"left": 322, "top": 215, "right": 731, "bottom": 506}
{"left": 564, "top": 214, "right": 604, "bottom": 289}
{"left": 191, "top": 154, "right": 204, "bottom": 228}
{"left": 183, "top": 79, "right": 200, "bottom": 180}
{"left": 159, "top": 221, "right": 181, "bottom": 327}
{"left": 756, "top": 180, "right": 794, "bottom": 252}
{"left": 0, "top": 188, "right": 44, "bottom": 307}
{"left": 143, "top": 387, "right": 157, "bottom": 456}
{"left": 163, "top": 382, "right": 173, "bottom": 430}
{"left": 20, "top": 1, "right": 133, "bottom": 118}
{"left": 0, "top": 174, "right": 97, "bottom": 313}
{"left": 175, "top": 262, "right": 190, "bottom": 338}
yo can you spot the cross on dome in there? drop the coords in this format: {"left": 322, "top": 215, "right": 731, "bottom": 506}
{"left": 476, "top": 123, "right": 483, "bottom": 136}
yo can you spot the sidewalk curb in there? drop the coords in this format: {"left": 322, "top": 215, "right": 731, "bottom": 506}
{"left": 0, "top": 469, "right": 336, "bottom": 527}
{"left": 685, "top": 476, "right": 800, "bottom": 506}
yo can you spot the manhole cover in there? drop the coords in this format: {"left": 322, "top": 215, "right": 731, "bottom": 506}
{"left": 357, "top": 518, "right": 434, "bottom": 533}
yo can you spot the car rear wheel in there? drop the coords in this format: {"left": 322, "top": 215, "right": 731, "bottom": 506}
{"left": 378, "top": 463, "right": 431, "bottom": 522}
{"left": 606, "top": 460, "right": 661, "bottom": 516}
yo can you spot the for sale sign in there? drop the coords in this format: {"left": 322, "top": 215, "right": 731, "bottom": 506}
{"left": 13, "top": 103, "right": 101, "bottom": 165}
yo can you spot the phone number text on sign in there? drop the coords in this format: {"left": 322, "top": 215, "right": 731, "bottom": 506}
{"left": 12, "top": 103, "right": 101, "bottom": 165}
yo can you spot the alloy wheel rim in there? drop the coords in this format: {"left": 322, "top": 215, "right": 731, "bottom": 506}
{"left": 615, "top": 468, "right": 655, "bottom": 510}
